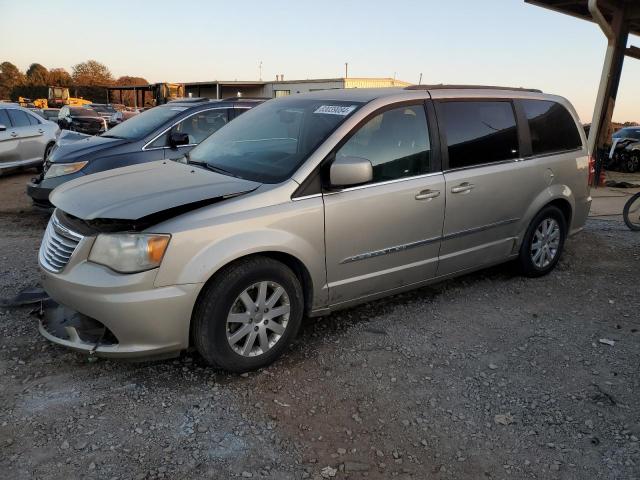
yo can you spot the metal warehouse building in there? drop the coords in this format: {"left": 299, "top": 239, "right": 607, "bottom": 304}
{"left": 183, "top": 77, "right": 411, "bottom": 99}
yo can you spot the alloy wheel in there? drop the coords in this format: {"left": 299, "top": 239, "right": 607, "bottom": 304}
{"left": 530, "top": 218, "right": 561, "bottom": 269}
{"left": 226, "top": 281, "right": 290, "bottom": 357}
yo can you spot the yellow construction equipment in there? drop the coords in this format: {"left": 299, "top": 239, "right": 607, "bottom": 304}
{"left": 18, "top": 96, "right": 48, "bottom": 108}
{"left": 48, "top": 87, "right": 92, "bottom": 108}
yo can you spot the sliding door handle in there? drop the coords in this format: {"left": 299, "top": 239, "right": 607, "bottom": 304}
{"left": 451, "top": 182, "right": 474, "bottom": 194}
{"left": 415, "top": 189, "right": 440, "bottom": 200}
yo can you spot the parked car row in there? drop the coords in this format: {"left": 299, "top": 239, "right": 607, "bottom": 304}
{"left": 34, "top": 86, "right": 591, "bottom": 373}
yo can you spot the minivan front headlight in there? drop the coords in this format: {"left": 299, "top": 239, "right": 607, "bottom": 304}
{"left": 88, "top": 233, "right": 171, "bottom": 273}
{"left": 44, "top": 161, "right": 88, "bottom": 179}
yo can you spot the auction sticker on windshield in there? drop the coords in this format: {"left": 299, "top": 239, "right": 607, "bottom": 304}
{"left": 314, "top": 105, "right": 357, "bottom": 116}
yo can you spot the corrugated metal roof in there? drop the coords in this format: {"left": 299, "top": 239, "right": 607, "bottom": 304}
{"left": 525, "top": 0, "right": 640, "bottom": 37}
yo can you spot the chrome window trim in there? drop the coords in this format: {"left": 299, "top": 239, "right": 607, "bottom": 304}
{"left": 523, "top": 146, "right": 584, "bottom": 160}
{"left": 291, "top": 193, "right": 322, "bottom": 202}
{"left": 443, "top": 157, "right": 523, "bottom": 173}
{"left": 142, "top": 106, "right": 230, "bottom": 151}
{"left": 443, "top": 145, "right": 584, "bottom": 174}
{"left": 323, "top": 171, "right": 443, "bottom": 195}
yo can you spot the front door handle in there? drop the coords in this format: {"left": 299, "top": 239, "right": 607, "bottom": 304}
{"left": 10, "top": 132, "right": 18, "bottom": 138}
{"left": 38, "top": 129, "right": 44, "bottom": 134}
{"left": 415, "top": 189, "right": 441, "bottom": 200}
{"left": 451, "top": 182, "right": 474, "bottom": 194}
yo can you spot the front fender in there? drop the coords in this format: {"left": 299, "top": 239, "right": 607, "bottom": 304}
{"left": 154, "top": 198, "right": 328, "bottom": 309}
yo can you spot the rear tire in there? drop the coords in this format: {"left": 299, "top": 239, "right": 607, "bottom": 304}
{"left": 518, "top": 205, "right": 567, "bottom": 277}
{"left": 192, "top": 256, "right": 304, "bottom": 373}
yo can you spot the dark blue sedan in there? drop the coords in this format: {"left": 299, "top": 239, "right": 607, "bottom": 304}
{"left": 27, "top": 97, "right": 265, "bottom": 207}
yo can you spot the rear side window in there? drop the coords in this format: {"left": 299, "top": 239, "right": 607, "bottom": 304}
{"left": 7, "top": 109, "right": 31, "bottom": 127}
{"left": 521, "top": 100, "right": 582, "bottom": 155}
{"left": 336, "top": 104, "right": 431, "bottom": 183}
{"left": 439, "top": 101, "right": 519, "bottom": 169}
{"left": 0, "top": 109, "right": 10, "bottom": 127}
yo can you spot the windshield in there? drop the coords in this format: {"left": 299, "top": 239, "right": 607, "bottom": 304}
{"left": 189, "top": 98, "right": 362, "bottom": 183}
{"left": 102, "top": 105, "right": 185, "bottom": 140}
{"left": 613, "top": 127, "right": 640, "bottom": 140}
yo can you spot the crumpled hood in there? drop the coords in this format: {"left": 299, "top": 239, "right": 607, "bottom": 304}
{"left": 50, "top": 133, "right": 128, "bottom": 163}
{"left": 50, "top": 160, "right": 261, "bottom": 220}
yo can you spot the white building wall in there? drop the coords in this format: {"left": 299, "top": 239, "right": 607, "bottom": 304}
{"left": 262, "top": 80, "right": 346, "bottom": 98}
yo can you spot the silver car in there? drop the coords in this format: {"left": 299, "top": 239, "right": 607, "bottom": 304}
{"left": 38, "top": 86, "right": 591, "bottom": 372}
{"left": 0, "top": 104, "right": 59, "bottom": 173}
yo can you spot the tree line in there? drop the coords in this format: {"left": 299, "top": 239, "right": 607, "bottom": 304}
{"left": 0, "top": 60, "right": 148, "bottom": 105}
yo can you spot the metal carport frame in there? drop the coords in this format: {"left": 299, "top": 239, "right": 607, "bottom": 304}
{"left": 525, "top": 0, "right": 640, "bottom": 185}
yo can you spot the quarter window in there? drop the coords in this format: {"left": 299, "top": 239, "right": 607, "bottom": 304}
{"left": 440, "top": 101, "right": 519, "bottom": 169}
{"left": 336, "top": 104, "right": 431, "bottom": 183}
{"left": 521, "top": 100, "right": 582, "bottom": 155}
{"left": 7, "top": 109, "right": 31, "bottom": 128}
{"left": 27, "top": 113, "right": 40, "bottom": 125}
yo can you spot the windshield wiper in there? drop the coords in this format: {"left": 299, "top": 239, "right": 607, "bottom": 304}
{"left": 204, "top": 164, "right": 238, "bottom": 177}
{"left": 182, "top": 153, "right": 242, "bottom": 178}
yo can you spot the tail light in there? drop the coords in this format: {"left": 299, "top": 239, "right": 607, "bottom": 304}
{"left": 588, "top": 154, "right": 596, "bottom": 186}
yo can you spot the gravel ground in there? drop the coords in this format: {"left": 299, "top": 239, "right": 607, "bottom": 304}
{"left": 0, "top": 173, "right": 639, "bottom": 480}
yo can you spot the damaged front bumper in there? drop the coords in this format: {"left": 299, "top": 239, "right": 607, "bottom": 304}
{"left": 40, "top": 260, "right": 202, "bottom": 360}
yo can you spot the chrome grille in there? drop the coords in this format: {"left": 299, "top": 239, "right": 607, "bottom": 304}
{"left": 39, "top": 212, "right": 83, "bottom": 273}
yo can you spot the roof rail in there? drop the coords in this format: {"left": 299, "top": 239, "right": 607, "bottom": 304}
{"left": 405, "top": 84, "right": 543, "bottom": 93}
{"left": 221, "top": 96, "right": 270, "bottom": 101}
{"left": 167, "top": 97, "right": 210, "bottom": 103}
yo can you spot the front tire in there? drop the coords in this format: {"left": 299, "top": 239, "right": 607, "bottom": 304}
{"left": 518, "top": 205, "right": 567, "bottom": 277}
{"left": 38, "top": 142, "right": 55, "bottom": 173}
{"left": 627, "top": 153, "right": 639, "bottom": 173}
{"left": 192, "top": 256, "right": 304, "bottom": 373}
{"left": 623, "top": 192, "right": 640, "bottom": 231}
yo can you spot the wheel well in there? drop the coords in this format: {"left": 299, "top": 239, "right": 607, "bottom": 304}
{"left": 189, "top": 252, "right": 314, "bottom": 347}
{"left": 547, "top": 198, "right": 572, "bottom": 228}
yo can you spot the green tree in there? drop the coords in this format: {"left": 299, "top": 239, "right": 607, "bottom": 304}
{"left": 26, "top": 63, "right": 49, "bottom": 86}
{"left": 72, "top": 60, "right": 114, "bottom": 86}
{"left": 0, "top": 61, "right": 25, "bottom": 99}
{"left": 48, "top": 68, "right": 73, "bottom": 86}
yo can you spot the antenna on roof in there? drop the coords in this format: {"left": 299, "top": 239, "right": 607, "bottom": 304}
{"left": 418, "top": 73, "right": 423, "bottom": 85}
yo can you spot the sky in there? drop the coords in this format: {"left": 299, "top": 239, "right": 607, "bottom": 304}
{"left": 1, "top": 0, "right": 638, "bottom": 122}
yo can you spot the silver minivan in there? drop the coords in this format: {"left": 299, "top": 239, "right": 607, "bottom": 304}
{"left": 38, "top": 86, "right": 591, "bottom": 372}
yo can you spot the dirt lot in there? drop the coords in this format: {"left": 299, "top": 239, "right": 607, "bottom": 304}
{"left": 0, "top": 172, "right": 639, "bottom": 480}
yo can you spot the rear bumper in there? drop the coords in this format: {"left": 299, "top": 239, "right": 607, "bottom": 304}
{"left": 570, "top": 195, "right": 592, "bottom": 236}
{"left": 40, "top": 260, "right": 202, "bottom": 359}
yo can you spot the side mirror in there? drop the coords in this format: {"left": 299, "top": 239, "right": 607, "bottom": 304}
{"left": 0, "top": 124, "right": 6, "bottom": 132}
{"left": 329, "top": 155, "right": 373, "bottom": 187}
{"left": 169, "top": 132, "right": 190, "bottom": 148}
